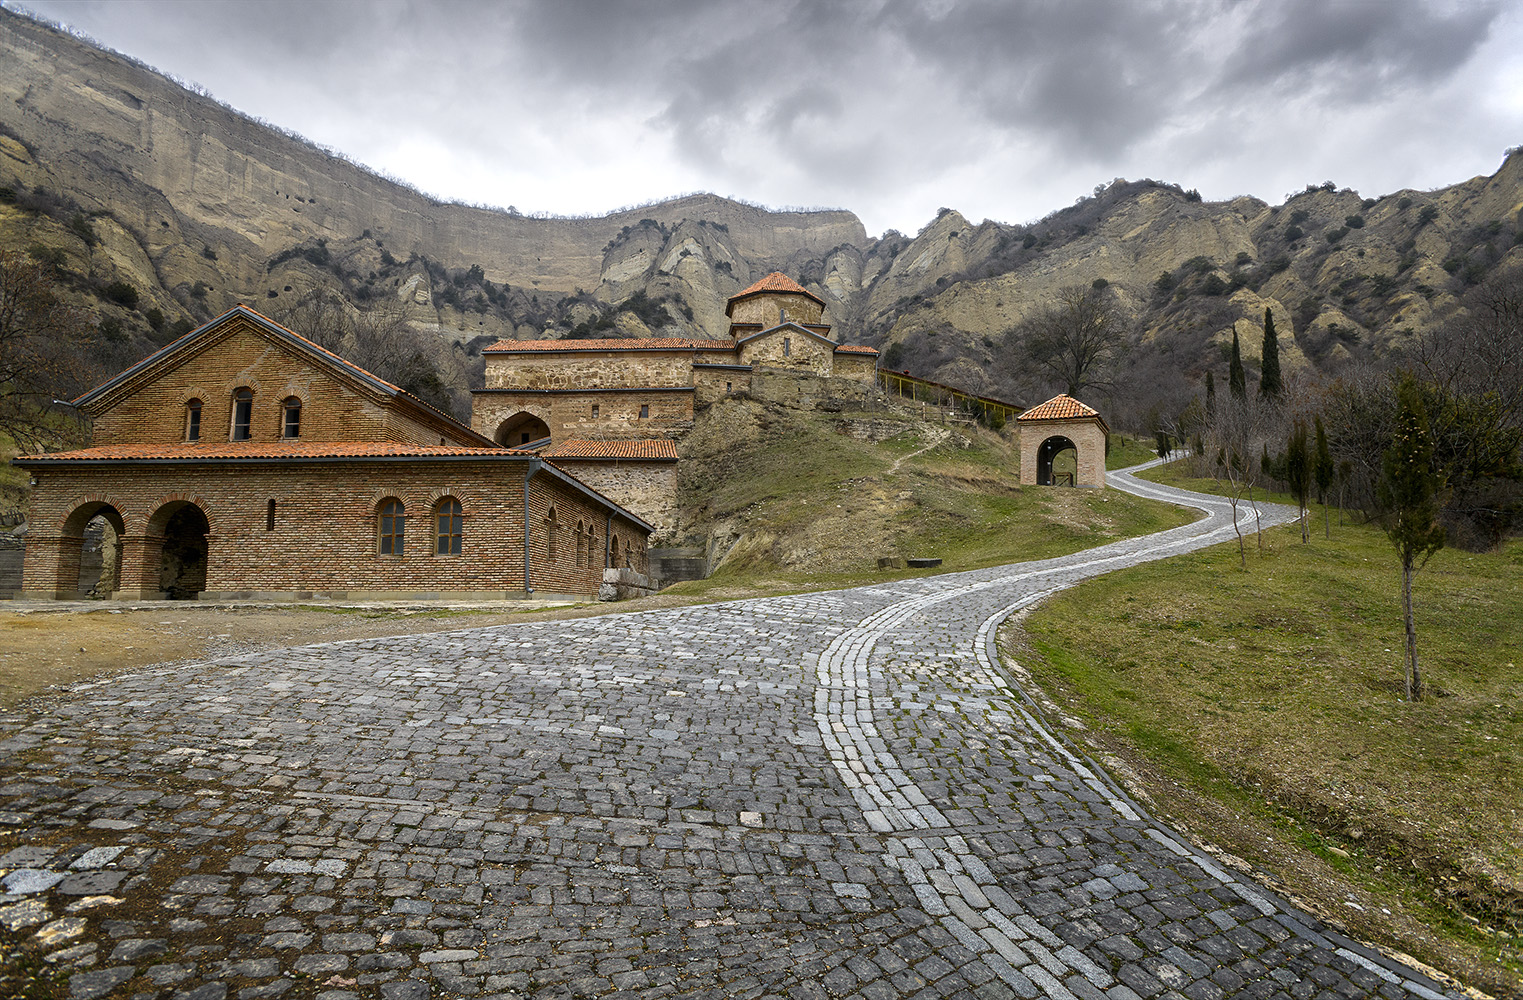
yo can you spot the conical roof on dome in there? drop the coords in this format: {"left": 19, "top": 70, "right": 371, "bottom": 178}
{"left": 725, "top": 272, "right": 826, "bottom": 316}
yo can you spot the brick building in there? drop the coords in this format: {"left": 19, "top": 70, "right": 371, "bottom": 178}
{"left": 471, "top": 273, "right": 879, "bottom": 447}
{"left": 15, "top": 306, "right": 652, "bottom": 601}
{"left": 1016, "top": 394, "right": 1110, "bottom": 488}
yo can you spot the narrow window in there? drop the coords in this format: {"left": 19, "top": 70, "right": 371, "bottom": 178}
{"left": 783, "top": 336, "right": 791, "bottom": 357}
{"left": 725, "top": 382, "right": 732, "bottom": 393}
{"left": 520, "top": 431, "right": 532, "bottom": 444}
{"left": 266, "top": 499, "right": 276, "bottom": 531}
{"left": 575, "top": 520, "right": 585, "bottom": 567}
{"left": 639, "top": 404, "right": 649, "bottom": 419}
{"left": 610, "top": 535, "right": 619, "bottom": 569}
{"left": 185, "top": 399, "right": 202, "bottom": 441}
{"left": 232, "top": 388, "right": 253, "bottom": 440}
{"left": 378, "top": 499, "right": 405, "bottom": 555}
{"left": 435, "top": 498, "right": 462, "bottom": 555}
{"left": 282, "top": 396, "right": 302, "bottom": 438}
{"left": 545, "top": 507, "right": 558, "bottom": 560}
{"left": 591, "top": 404, "right": 600, "bottom": 418}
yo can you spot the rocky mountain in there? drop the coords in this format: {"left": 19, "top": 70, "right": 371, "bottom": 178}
{"left": 2, "top": 7, "right": 1520, "bottom": 426}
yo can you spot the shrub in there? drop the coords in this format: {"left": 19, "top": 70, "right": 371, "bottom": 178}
{"left": 1344, "top": 215, "right": 1365, "bottom": 229}
{"left": 1200, "top": 274, "right": 1228, "bottom": 296}
{"left": 1284, "top": 225, "right": 1304, "bottom": 242}
{"left": 98, "top": 317, "right": 126, "bottom": 343}
{"left": 1289, "top": 209, "right": 1310, "bottom": 224}
{"left": 145, "top": 308, "right": 164, "bottom": 331}
{"left": 1234, "top": 252, "right": 1253, "bottom": 267}
{"left": 1022, "top": 233, "right": 1037, "bottom": 249}
{"left": 1398, "top": 197, "right": 1413, "bottom": 210}
{"left": 202, "top": 246, "right": 218, "bottom": 260}
{"left": 102, "top": 280, "right": 139, "bottom": 307}
{"left": 1153, "top": 271, "right": 1177, "bottom": 294}
{"left": 69, "top": 213, "right": 98, "bottom": 246}
{"left": 0, "top": 186, "right": 14, "bottom": 203}
{"left": 1091, "top": 277, "right": 1109, "bottom": 290}
{"left": 1325, "top": 227, "right": 1349, "bottom": 244}
{"left": 1419, "top": 205, "right": 1439, "bottom": 224}
{"left": 379, "top": 249, "right": 397, "bottom": 267}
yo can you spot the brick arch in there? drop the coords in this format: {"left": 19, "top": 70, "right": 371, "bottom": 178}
{"left": 56, "top": 493, "right": 134, "bottom": 533}
{"left": 146, "top": 492, "right": 218, "bottom": 535}
{"left": 423, "top": 486, "right": 475, "bottom": 509}
{"left": 494, "top": 410, "right": 551, "bottom": 447}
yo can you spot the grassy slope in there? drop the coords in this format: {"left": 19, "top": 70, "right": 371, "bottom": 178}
{"left": 1009, "top": 459, "right": 1522, "bottom": 993}
{"left": 666, "top": 403, "right": 1192, "bottom": 598}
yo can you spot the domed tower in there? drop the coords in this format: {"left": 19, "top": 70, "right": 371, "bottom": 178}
{"left": 725, "top": 272, "right": 828, "bottom": 339}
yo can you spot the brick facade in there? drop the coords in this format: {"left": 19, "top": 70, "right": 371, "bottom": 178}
{"left": 1016, "top": 395, "right": 1110, "bottom": 489}
{"left": 15, "top": 307, "right": 652, "bottom": 601}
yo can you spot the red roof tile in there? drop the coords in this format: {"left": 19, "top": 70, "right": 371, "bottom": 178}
{"left": 1017, "top": 394, "right": 1103, "bottom": 422}
{"left": 834, "top": 344, "right": 880, "bottom": 354}
{"left": 725, "top": 272, "right": 827, "bottom": 315}
{"left": 543, "top": 439, "right": 679, "bottom": 461}
{"left": 18, "top": 441, "right": 529, "bottom": 462}
{"left": 482, "top": 337, "right": 734, "bottom": 353}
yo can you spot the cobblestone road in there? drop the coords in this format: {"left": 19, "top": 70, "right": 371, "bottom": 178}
{"left": 0, "top": 465, "right": 1464, "bottom": 1000}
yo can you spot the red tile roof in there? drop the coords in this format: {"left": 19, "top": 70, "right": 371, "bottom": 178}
{"left": 482, "top": 337, "right": 735, "bottom": 353}
{"left": 834, "top": 344, "right": 880, "bottom": 354}
{"left": 725, "top": 272, "right": 827, "bottom": 314}
{"left": 1017, "top": 394, "right": 1102, "bottom": 422}
{"left": 18, "top": 441, "right": 530, "bottom": 462}
{"left": 543, "top": 438, "right": 679, "bottom": 461}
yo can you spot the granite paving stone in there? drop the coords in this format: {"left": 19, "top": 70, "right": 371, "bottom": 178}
{"left": 0, "top": 463, "right": 1465, "bottom": 998}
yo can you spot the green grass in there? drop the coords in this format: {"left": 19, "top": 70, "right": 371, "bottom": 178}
{"left": 1106, "top": 434, "right": 1159, "bottom": 470}
{"left": 666, "top": 402, "right": 1195, "bottom": 597}
{"left": 1011, "top": 467, "right": 1523, "bottom": 989}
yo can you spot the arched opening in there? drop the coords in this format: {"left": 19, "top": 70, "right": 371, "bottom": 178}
{"left": 1036, "top": 435, "right": 1079, "bottom": 487}
{"left": 494, "top": 411, "right": 550, "bottom": 448}
{"left": 59, "top": 502, "right": 126, "bottom": 599}
{"left": 151, "top": 502, "right": 210, "bottom": 599}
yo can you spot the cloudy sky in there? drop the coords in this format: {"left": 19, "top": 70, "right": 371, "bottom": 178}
{"left": 11, "top": 0, "right": 1522, "bottom": 236}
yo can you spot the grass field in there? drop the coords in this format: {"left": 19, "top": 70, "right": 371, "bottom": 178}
{"left": 1008, "top": 459, "right": 1522, "bottom": 993}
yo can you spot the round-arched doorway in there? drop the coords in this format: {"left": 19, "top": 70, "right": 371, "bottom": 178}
{"left": 152, "top": 502, "right": 210, "bottom": 599}
{"left": 494, "top": 411, "right": 551, "bottom": 448}
{"left": 1036, "top": 435, "right": 1078, "bottom": 486}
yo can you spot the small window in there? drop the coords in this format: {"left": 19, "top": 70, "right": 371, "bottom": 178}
{"left": 725, "top": 382, "right": 732, "bottom": 393}
{"left": 609, "top": 535, "right": 619, "bottom": 569}
{"left": 639, "top": 404, "right": 649, "bottom": 419}
{"left": 282, "top": 396, "right": 302, "bottom": 438}
{"left": 435, "top": 498, "right": 462, "bottom": 555}
{"left": 575, "top": 520, "right": 586, "bottom": 567}
{"left": 232, "top": 388, "right": 253, "bottom": 440}
{"left": 378, "top": 499, "right": 405, "bottom": 555}
{"left": 185, "top": 399, "right": 202, "bottom": 441}
{"left": 546, "top": 507, "right": 558, "bottom": 560}
{"left": 266, "top": 499, "right": 276, "bottom": 531}
{"left": 783, "top": 336, "right": 791, "bottom": 357}
{"left": 591, "top": 404, "right": 600, "bottom": 418}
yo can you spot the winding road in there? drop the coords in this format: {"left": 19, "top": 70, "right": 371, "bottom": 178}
{"left": 0, "top": 463, "right": 1464, "bottom": 1000}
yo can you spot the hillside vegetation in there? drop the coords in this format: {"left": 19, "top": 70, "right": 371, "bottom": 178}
{"left": 664, "top": 397, "right": 1191, "bottom": 597}
{"left": 1008, "top": 462, "right": 1523, "bottom": 995}
{"left": 2, "top": 8, "right": 1521, "bottom": 431}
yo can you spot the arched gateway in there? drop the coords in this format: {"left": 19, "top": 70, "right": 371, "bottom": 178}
{"left": 1017, "top": 394, "right": 1110, "bottom": 488}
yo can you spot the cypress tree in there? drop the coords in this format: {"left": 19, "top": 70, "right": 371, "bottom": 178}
{"left": 1259, "top": 307, "right": 1282, "bottom": 400}
{"left": 1285, "top": 418, "right": 1311, "bottom": 542}
{"left": 1204, "top": 371, "right": 1217, "bottom": 418}
{"left": 1314, "top": 415, "right": 1334, "bottom": 538}
{"left": 1228, "top": 325, "right": 1247, "bottom": 402}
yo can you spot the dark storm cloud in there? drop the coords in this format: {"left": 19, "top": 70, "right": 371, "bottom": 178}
{"left": 10, "top": 0, "right": 1519, "bottom": 231}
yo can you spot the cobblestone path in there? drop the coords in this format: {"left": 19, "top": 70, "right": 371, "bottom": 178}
{"left": 1, "top": 465, "right": 1463, "bottom": 1000}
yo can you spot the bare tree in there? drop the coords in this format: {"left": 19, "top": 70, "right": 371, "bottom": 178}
{"left": 0, "top": 249, "right": 100, "bottom": 449}
{"left": 1414, "top": 265, "right": 1523, "bottom": 428}
{"left": 1006, "top": 285, "right": 1124, "bottom": 398}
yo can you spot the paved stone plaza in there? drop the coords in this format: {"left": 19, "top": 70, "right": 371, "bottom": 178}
{"left": 0, "top": 466, "right": 1462, "bottom": 999}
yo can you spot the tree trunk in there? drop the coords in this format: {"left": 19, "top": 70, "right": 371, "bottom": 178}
{"left": 1403, "top": 557, "right": 1422, "bottom": 701}
{"left": 1324, "top": 501, "right": 1330, "bottom": 540}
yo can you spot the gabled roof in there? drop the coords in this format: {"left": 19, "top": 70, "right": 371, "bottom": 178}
{"left": 73, "top": 305, "right": 495, "bottom": 447}
{"left": 834, "top": 344, "right": 880, "bottom": 355}
{"left": 725, "top": 272, "right": 827, "bottom": 316}
{"left": 734, "top": 321, "right": 837, "bottom": 349}
{"left": 482, "top": 337, "right": 734, "bottom": 354}
{"left": 543, "top": 439, "right": 679, "bottom": 461}
{"left": 1017, "top": 394, "right": 1109, "bottom": 433}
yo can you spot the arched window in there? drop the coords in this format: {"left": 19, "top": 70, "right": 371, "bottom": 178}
{"left": 231, "top": 388, "right": 253, "bottom": 440}
{"left": 282, "top": 396, "right": 302, "bottom": 438}
{"left": 378, "top": 498, "right": 405, "bottom": 555}
{"left": 575, "top": 520, "right": 586, "bottom": 567}
{"left": 609, "top": 535, "right": 619, "bottom": 570}
{"left": 435, "top": 498, "right": 462, "bottom": 555}
{"left": 185, "top": 399, "right": 202, "bottom": 441}
{"left": 545, "top": 507, "right": 558, "bottom": 560}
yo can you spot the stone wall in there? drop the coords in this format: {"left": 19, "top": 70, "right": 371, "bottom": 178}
{"left": 693, "top": 367, "right": 752, "bottom": 406}
{"left": 482, "top": 351, "right": 696, "bottom": 391}
{"left": 749, "top": 369, "right": 875, "bottom": 411}
{"left": 473, "top": 390, "right": 695, "bottom": 445}
{"left": 547, "top": 460, "right": 678, "bottom": 538}
{"left": 19, "top": 460, "right": 647, "bottom": 601}
{"left": 727, "top": 292, "right": 825, "bottom": 329}
{"left": 738, "top": 328, "right": 834, "bottom": 376}
{"left": 832, "top": 352, "right": 879, "bottom": 385}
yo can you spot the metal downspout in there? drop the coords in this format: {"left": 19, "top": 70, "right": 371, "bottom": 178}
{"left": 523, "top": 458, "right": 540, "bottom": 594}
